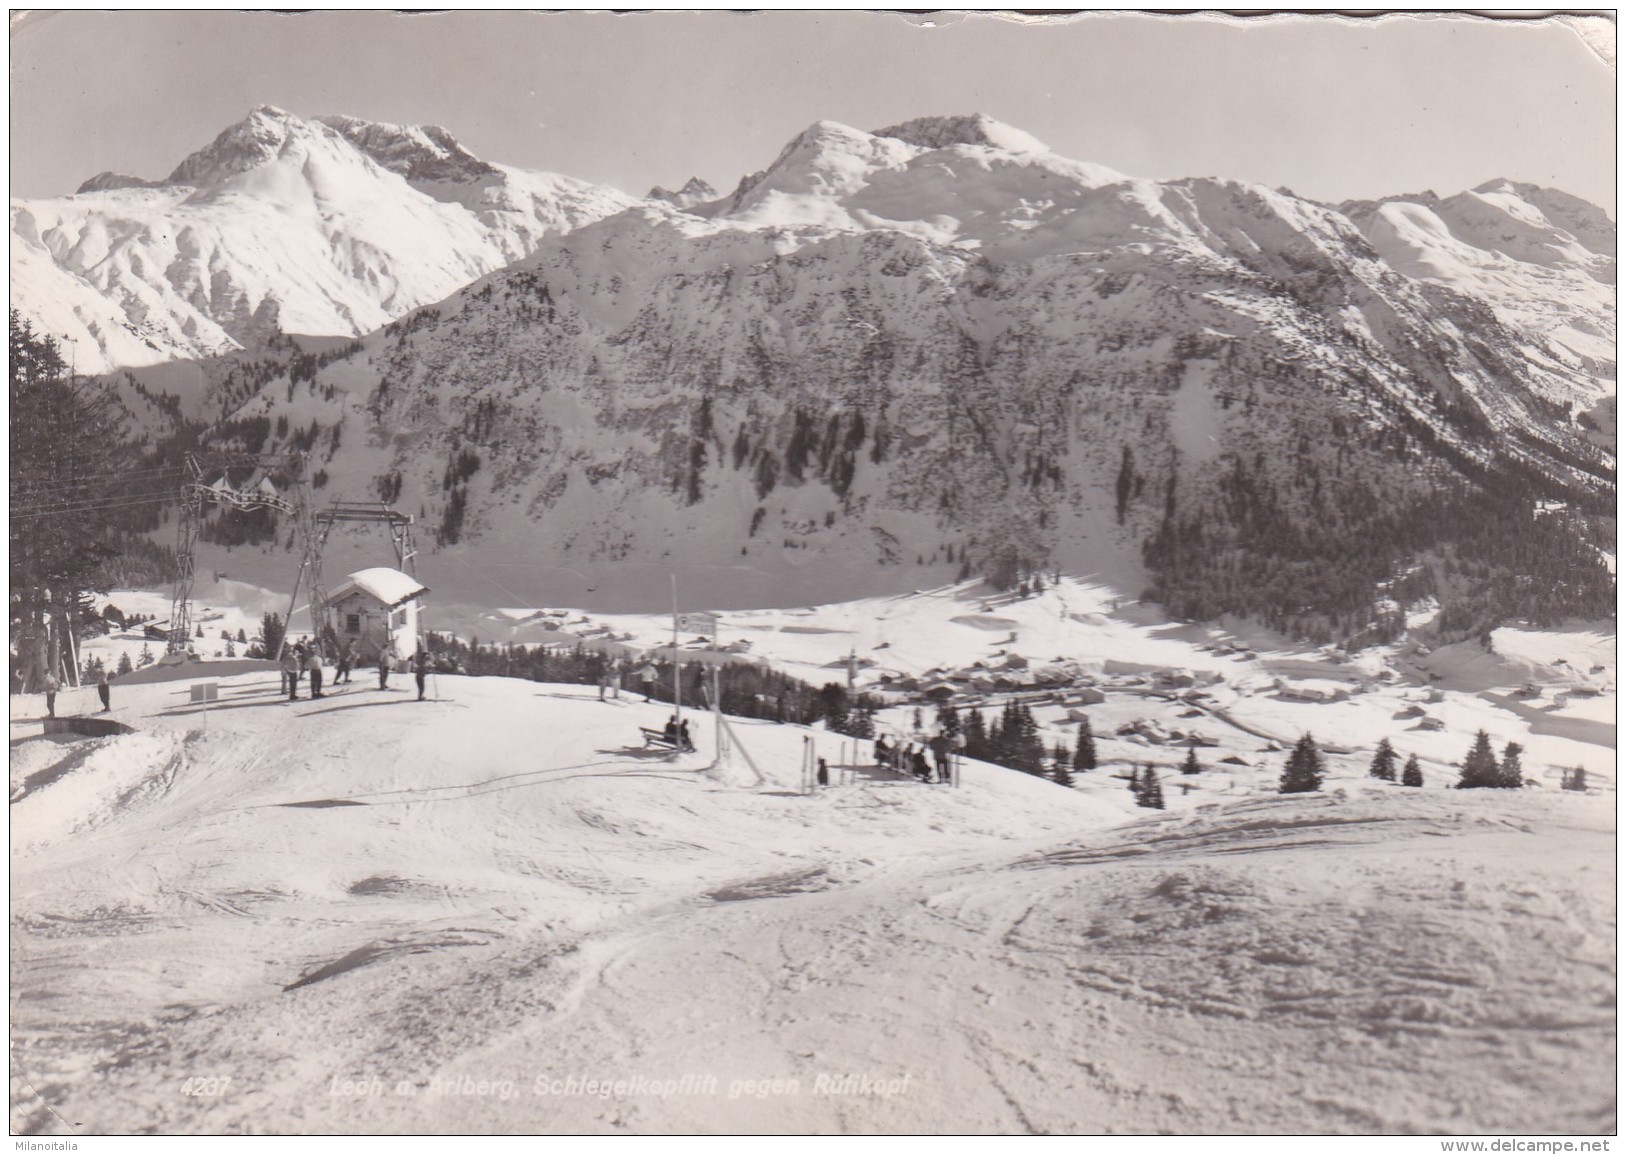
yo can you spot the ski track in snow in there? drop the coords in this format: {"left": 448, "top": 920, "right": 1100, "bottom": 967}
{"left": 11, "top": 587, "right": 1617, "bottom": 1135}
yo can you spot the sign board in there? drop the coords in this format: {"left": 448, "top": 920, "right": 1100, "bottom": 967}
{"left": 189, "top": 681, "right": 219, "bottom": 703}
{"left": 676, "top": 612, "right": 718, "bottom": 634}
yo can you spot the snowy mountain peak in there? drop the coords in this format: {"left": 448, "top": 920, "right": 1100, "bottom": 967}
{"left": 165, "top": 104, "right": 315, "bottom": 186}
{"left": 872, "top": 113, "right": 1048, "bottom": 153}
{"left": 316, "top": 115, "right": 499, "bottom": 184}
{"left": 647, "top": 176, "right": 718, "bottom": 209}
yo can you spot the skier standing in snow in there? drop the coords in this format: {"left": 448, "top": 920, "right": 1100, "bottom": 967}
{"left": 816, "top": 757, "right": 829, "bottom": 788}
{"left": 306, "top": 647, "right": 325, "bottom": 700}
{"left": 414, "top": 647, "right": 430, "bottom": 701}
{"left": 377, "top": 642, "right": 394, "bottom": 691}
{"left": 97, "top": 669, "right": 111, "bottom": 713}
{"left": 336, "top": 639, "right": 355, "bottom": 685}
{"left": 930, "top": 733, "right": 950, "bottom": 783}
{"left": 279, "top": 647, "right": 300, "bottom": 702}
{"left": 639, "top": 663, "right": 658, "bottom": 702}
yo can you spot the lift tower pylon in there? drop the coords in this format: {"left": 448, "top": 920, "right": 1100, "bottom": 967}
{"left": 168, "top": 452, "right": 310, "bottom": 656}
{"left": 298, "top": 501, "right": 418, "bottom": 647}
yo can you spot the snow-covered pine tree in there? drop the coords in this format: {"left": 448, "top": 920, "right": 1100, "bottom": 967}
{"left": 1562, "top": 765, "right": 1587, "bottom": 792}
{"left": 1456, "top": 730, "right": 1503, "bottom": 788}
{"left": 1279, "top": 733, "right": 1324, "bottom": 793}
{"left": 1401, "top": 754, "right": 1423, "bottom": 787}
{"left": 1181, "top": 745, "right": 1200, "bottom": 775}
{"left": 1369, "top": 737, "right": 1397, "bottom": 781}
{"left": 116, "top": 651, "right": 133, "bottom": 676}
{"left": 1498, "top": 741, "right": 1525, "bottom": 789}
{"left": 1073, "top": 717, "right": 1097, "bottom": 772}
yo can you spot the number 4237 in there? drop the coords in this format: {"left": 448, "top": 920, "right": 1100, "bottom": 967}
{"left": 181, "top": 1076, "right": 232, "bottom": 1096}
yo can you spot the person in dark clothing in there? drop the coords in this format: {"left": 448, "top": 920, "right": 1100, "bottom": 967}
{"left": 912, "top": 748, "right": 931, "bottom": 782}
{"left": 306, "top": 649, "right": 324, "bottom": 699}
{"left": 377, "top": 643, "right": 394, "bottom": 691}
{"left": 43, "top": 672, "right": 59, "bottom": 718}
{"left": 663, "top": 715, "right": 679, "bottom": 745}
{"left": 337, "top": 640, "right": 355, "bottom": 685}
{"left": 816, "top": 757, "right": 829, "bottom": 788}
{"left": 414, "top": 648, "right": 430, "bottom": 701}
{"left": 97, "top": 670, "right": 111, "bottom": 713}
{"left": 679, "top": 718, "right": 694, "bottom": 752}
{"left": 874, "top": 736, "right": 890, "bottom": 768}
{"left": 931, "top": 734, "right": 950, "bottom": 783}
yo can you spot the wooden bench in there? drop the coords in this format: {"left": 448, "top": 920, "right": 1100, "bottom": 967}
{"left": 640, "top": 727, "right": 678, "bottom": 750}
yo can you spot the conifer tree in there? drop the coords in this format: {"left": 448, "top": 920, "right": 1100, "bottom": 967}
{"left": 1401, "top": 754, "right": 1423, "bottom": 787}
{"left": 1456, "top": 730, "right": 1503, "bottom": 788}
{"left": 1279, "top": 733, "right": 1325, "bottom": 794}
{"left": 10, "top": 311, "right": 132, "bottom": 688}
{"left": 964, "top": 709, "right": 989, "bottom": 761}
{"left": 1139, "top": 767, "right": 1165, "bottom": 809}
{"left": 1051, "top": 748, "right": 1074, "bottom": 789}
{"left": 1562, "top": 765, "right": 1587, "bottom": 792}
{"left": 1369, "top": 737, "right": 1398, "bottom": 781}
{"left": 1181, "top": 745, "right": 1201, "bottom": 775}
{"left": 1127, "top": 766, "right": 1140, "bottom": 795}
{"left": 116, "top": 651, "right": 133, "bottom": 676}
{"left": 1012, "top": 704, "right": 1046, "bottom": 775}
{"left": 1498, "top": 741, "right": 1524, "bottom": 789}
{"left": 1073, "top": 717, "right": 1097, "bottom": 772}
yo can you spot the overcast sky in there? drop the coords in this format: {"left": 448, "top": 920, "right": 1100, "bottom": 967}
{"left": 9, "top": 10, "right": 1616, "bottom": 210}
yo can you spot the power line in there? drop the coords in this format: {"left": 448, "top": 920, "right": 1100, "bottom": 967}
{"left": 10, "top": 492, "right": 178, "bottom": 519}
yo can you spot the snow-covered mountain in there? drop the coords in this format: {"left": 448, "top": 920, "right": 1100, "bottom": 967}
{"left": 188, "top": 114, "right": 1612, "bottom": 629}
{"left": 13, "top": 110, "right": 1613, "bottom": 630}
{"left": 10, "top": 106, "right": 637, "bottom": 373}
{"left": 1340, "top": 180, "right": 1615, "bottom": 433}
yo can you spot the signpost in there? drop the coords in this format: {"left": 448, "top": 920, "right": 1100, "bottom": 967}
{"left": 190, "top": 680, "right": 219, "bottom": 729}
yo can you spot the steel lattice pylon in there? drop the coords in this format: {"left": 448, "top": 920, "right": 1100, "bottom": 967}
{"left": 167, "top": 451, "right": 309, "bottom": 656}
{"left": 301, "top": 501, "right": 417, "bottom": 649}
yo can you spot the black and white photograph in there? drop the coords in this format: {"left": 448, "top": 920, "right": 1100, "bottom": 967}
{"left": 8, "top": 8, "right": 1616, "bottom": 1141}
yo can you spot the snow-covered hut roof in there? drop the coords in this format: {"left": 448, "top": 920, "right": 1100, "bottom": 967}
{"left": 328, "top": 567, "right": 429, "bottom": 609}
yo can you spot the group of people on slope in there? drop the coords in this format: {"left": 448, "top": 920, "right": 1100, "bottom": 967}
{"left": 873, "top": 733, "right": 954, "bottom": 785}
{"left": 661, "top": 714, "right": 696, "bottom": 752}
{"left": 37, "top": 668, "right": 115, "bottom": 719}
{"left": 279, "top": 638, "right": 433, "bottom": 702}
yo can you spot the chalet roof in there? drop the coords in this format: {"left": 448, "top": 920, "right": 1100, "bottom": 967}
{"left": 328, "top": 567, "right": 428, "bottom": 610}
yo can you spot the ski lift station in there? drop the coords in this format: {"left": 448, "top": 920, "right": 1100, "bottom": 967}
{"left": 325, "top": 567, "right": 428, "bottom": 662}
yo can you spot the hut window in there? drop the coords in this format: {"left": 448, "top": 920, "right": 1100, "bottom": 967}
{"left": 345, "top": 613, "right": 361, "bottom": 633}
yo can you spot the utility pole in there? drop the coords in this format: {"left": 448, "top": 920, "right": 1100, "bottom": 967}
{"left": 671, "top": 574, "right": 682, "bottom": 731}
